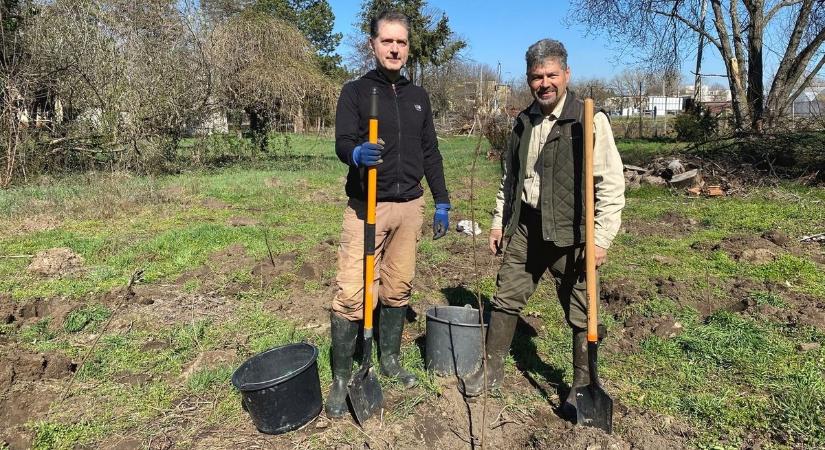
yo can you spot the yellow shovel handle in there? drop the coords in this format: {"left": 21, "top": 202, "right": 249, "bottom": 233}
{"left": 364, "top": 87, "right": 379, "bottom": 332}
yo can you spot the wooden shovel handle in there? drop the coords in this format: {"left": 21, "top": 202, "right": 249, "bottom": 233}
{"left": 583, "top": 99, "right": 598, "bottom": 343}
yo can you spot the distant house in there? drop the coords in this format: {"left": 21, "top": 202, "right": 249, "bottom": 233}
{"left": 680, "top": 84, "right": 732, "bottom": 102}
{"left": 791, "top": 85, "right": 825, "bottom": 118}
{"left": 604, "top": 95, "right": 686, "bottom": 116}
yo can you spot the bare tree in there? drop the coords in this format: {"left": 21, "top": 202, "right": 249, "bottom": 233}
{"left": 22, "top": 0, "right": 214, "bottom": 172}
{"left": 0, "top": 0, "right": 338, "bottom": 184}
{"left": 209, "top": 11, "right": 336, "bottom": 147}
{"left": 570, "top": 77, "right": 615, "bottom": 107}
{"left": 569, "top": 0, "right": 825, "bottom": 132}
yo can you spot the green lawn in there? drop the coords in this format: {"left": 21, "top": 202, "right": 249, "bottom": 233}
{"left": 0, "top": 134, "right": 823, "bottom": 449}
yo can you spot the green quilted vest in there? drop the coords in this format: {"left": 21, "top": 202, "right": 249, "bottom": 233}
{"left": 503, "top": 91, "right": 585, "bottom": 247}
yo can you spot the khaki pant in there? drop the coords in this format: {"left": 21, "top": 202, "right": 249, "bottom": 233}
{"left": 332, "top": 197, "right": 425, "bottom": 321}
{"left": 492, "top": 206, "right": 598, "bottom": 330}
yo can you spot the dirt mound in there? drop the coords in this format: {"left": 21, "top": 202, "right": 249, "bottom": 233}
{"left": 19, "top": 214, "right": 61, "bottom": 233}
{"left": 258, "top": 241, "right": 338, "bottom": 325}
{"left": 201, "top": 198, "right": 230, "bottom": 209}
{"left": 529, "top": 407, "right": 692, "bottom": 449}
{"left": 26, "top": 247, "right": 84, "bottom": 276}
{"left": 249, "top": 251, "right": 298, "bottom": 287}
{"left": 601, "top": 278, "right": 648, "bottom": 314}
{"left": 0, "top": 349, "right": 76, "bottom": 393}
{"left": 713, "top": 235, "right": 781, "bottom": 262}
{"left": 0, "top": 293, "right": 15, "bottom": 325}
{"left": 761, "top": 229, "right": 791, "bottom": 247}
{"left": 398, "top": 379, "right": 556, "bottom": 450}
{"left": 735, "top": 290, "right": 825, "bottom": 330}
{"left": 613, "top": 314, "right": 685, "bottom": 353}
{"left": 660, "top": 212, "right": 699, "bottom": 233}
{"left": 624, "top": 212, "right": 700, "bottom": 238}
{"left": 0, "top": 386, "right": 59, "bottom": 444}
{"left": 180, "top": 350, "right": 237, "bottom": 380}
{"left": 227, "top": 216, "right": 260, "bottom": 227}
{"left": 0, "top": 296, "right": 79, "bottom": 331}
{"left": 101, "top": 284, "right": 237, "bottom": 329}
{"left": 177, "top": 244, "right": 299, "bottom": 293}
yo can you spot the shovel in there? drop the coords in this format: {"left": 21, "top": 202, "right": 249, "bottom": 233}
{"left": 575, "top": 98, "right": 614, "bottom": 434}
{"left": 348, "top": 87, "right": 384, "bottom": 425}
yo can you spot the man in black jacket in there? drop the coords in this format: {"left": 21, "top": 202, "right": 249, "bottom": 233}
{"left": 326, "top": 9, "right": 451, "bottom": 419}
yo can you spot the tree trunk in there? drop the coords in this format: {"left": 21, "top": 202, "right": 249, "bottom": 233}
{"left": 710, "top": 0, "right": 749, "bottom": 131}
{"left": 293, "top": 107, "right": 304, "bottom": 133}
{"left": 763, "top": 0, "right": 825, "bottom": 128}
{"left": 745, "top": 0, "right": 765, "bottom": 132}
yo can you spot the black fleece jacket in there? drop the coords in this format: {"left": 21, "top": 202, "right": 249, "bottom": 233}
{"left": 335, "top": 70, "right": 450, "bottom": 204}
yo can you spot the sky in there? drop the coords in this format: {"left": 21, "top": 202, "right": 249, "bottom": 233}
{"left": 329, "top": 0, "right": 729, "bottom": 86}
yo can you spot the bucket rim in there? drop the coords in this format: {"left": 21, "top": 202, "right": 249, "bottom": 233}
{"left": 425, "top": 305, "right": 486, "bottom": 327}
{"left": 231, "top": 342, "right": 318, "bottom": 392}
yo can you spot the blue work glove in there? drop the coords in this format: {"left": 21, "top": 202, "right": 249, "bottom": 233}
{"left": 351, "top": 142, "right": 383, "bottom": 167}
{"left": 433, "top": 203, "right": 450, "bottom": 240}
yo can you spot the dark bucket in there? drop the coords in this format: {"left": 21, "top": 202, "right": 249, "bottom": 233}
{"left": 425, "top": 305, "right": 487, "bottom": 377}
{"left": 231, "top": 342, "right": 322, "bottom": 434}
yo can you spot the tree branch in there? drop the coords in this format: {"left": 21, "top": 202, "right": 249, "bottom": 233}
{"left": 651, "top": 9, "right": 722, "bottom": 50}
{"left": 776, "top": 0, "right": 815, "bottom": 71}
{"left": 766, "top": 0, "right": 805, "bottom": 22}
{"left": 730, "top": 0, "right": 747, "bottom": 84}
{"left": 787, "top": 53, "right": 825, "bottom": 109}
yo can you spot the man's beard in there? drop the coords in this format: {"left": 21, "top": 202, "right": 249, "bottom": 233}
{"left": 533, "top": 91, "right": 561, "bottom": 110}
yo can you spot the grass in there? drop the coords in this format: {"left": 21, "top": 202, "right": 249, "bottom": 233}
{"left": 1, "top": 134, "right": 823, "bottom": 449}
{"left": 615, "top": 138, "right": 684, "bottom": 165}
{"left": 618, "top": 311, "right": 825, "bottom": 447}
{"left": 32, "top": 421, "right": 107, "bottom": 450}
{"left": 63, "top": 304, "right": 111, "bottom": 333}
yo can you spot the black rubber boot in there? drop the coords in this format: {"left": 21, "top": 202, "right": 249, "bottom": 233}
{"left": 562, "top": 328, "right": 590, "bottom": 418}
{"left": 378, "top": 305, "right": 418, "bottom": 388}
{"left": 460, "top": 310, "right": 518, "bottom": 397}
{"left": 325, "top": 312, "right": 359, "bottom": 418}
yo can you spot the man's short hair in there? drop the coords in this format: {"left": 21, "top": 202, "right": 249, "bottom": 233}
{"left": 370, "top": 9, "right": 410, "bottom": 38}
{"left": 525, "top": 39, "right": 568, "bottom": 71}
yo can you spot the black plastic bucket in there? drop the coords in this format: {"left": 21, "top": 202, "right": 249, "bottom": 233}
{"left": 231, "top": 342, "right": 322, "bottom": 434}
{"left": 425, "top": 305, "right": 487, "bottom": 377}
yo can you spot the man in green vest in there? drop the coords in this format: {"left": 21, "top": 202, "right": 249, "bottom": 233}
{"left": 460, "top": 39, "right": 625, "bottom": 420}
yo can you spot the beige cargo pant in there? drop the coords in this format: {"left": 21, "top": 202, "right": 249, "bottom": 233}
{"left": 332, "top": 196, "right": 424, "bottom": 321}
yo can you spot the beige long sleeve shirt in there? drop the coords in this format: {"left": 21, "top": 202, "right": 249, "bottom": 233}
{"left": 491, "top": 94, "right": 625, "bottom": 249}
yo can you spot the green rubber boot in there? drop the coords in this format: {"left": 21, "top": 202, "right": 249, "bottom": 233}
{"left": 562, "top": 329, "right": 589, "bottom": 418}
{"left": 325, "top": 312, "right": 358, "bottom": 418}
{"left": 460, "top": 310, "right": 518, "bottom": 397}
{"left": 378, "top": 305, "right": 418, "bottom": 388}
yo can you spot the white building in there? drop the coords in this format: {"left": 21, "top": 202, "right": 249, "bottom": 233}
{"left": 791, "top": 86, "right": 825, "bottom": 118}
{"left": 648, "top": 96, "right": 686, "bottom": 115}
{"left": 605, "top": 95, "right": 686, "bottom": 116}
{"left": 680, "top": 84, "right": 731, "bottom": 102}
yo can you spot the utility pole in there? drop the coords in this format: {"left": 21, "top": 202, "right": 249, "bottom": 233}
{"left": 638, "top": 81, "right": 643, "bottom": 138}
{"left": 494, "top": 61, "right": 502, "bottom": 111}
{"left": 693, "top": 0, "right": 707, "bottom": 104}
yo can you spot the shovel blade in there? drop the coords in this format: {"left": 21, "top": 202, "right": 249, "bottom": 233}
{"left": 347, "top": 365, "right": 383, "bottom": 425}
{"left": 575, "top": 383, "right": 613, "bottom": 434}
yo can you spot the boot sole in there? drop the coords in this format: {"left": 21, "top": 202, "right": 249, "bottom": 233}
{"left": 325, "top": 407, "right": 349, "bottom": 418}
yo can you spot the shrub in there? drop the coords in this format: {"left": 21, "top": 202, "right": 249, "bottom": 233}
{"left": 483, "top": 114, "right": 512, "bottom": 159}
{"left": 673, "top": 105, "right": 717, "bottom": 142}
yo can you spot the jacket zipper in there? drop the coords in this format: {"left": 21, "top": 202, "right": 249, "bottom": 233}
{"left": 392, "top": 83, "right": 401, "bottom": 197}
